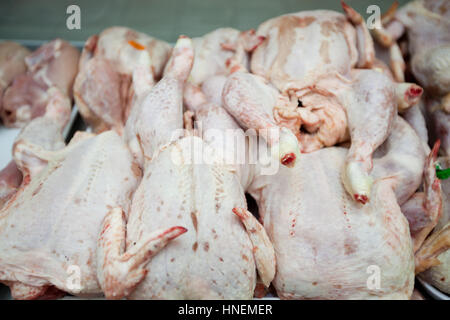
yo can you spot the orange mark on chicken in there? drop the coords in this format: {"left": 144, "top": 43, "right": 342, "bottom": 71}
{"left": 128, "top": 40, "right": 146, "bottom": 50}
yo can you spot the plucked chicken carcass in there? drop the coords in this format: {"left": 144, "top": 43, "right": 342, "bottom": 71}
{"left": 1, "top": 39, "right": 79, "bottom": 128}
{"left": 74, "top": 27, "right": 172, "bottom": 133}
{"left": 0, "top": 42, "right": 30, "bottom": 117}
{"left": 0, "top": 125, "right": 181, "bottom": 299}
{"left": 102, "top": 37, "right": 274, "bottom": 300}
{"left": 222, "top": 3, "right": 423, "bottom": 204}
{"left": 0, "top": 131, "right": 138, "bottom": 299}
{"left": 246, "top": 116, "right": 431, "bottom": 299}
{"left": 12, "top": 87, "right": 72, "bottom": 177}
{"left": 0, "top": 39, "right": 196, "bottom": 299}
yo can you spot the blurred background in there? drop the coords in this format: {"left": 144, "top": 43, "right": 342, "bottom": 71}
{"left": 0, "top": 0, "right": 410, "bottom": 43}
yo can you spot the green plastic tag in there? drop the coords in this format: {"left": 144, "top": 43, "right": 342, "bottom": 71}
{"left": 436, "top": 164, "right": 450, "bottom": 180}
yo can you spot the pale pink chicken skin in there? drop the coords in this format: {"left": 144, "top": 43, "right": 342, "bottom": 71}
{"left": 1, "top": 39, "right": 79, "bottom": 128}
{"left": 373, "top": 0, "right": 450, "bottom": 109}
{"left": 101, "top": 37, "right": 275, "bottom": 300}
{"left": 376, "top": 7, "right": 450, "bottom": 290}
{"left": 0, "top": 83, "right": 186, "bottom": 299}
{"left": 189, "top": 28, "right": 264, "bottom": 86}
{"left": 12, "top": 87, "right": 71, "bottom": 178}
{"left": 0, "top": 161, "right": 22, "bottom": 209}
{"left": 0, "top": 87, "right": 71, "bottom": 209}
{"left": 222, "top": 4, "right": 423, "bottom": 204}
{"left": 372, "top": 0, "right": 450, "bottom": 178}
{"left": 74, "top": 27, "right": 172, "bottom": 133}
{"left": 247, "top": 117, "right": 426, "bottom": 299}
{"left": 0, "top": 42, "right": 30, "bottom": 116}
{"left": 0, "top": 130, "right": 142, "bottom": 299}
{"left": 222, "top": 71, "right": 302, "bottom": 168}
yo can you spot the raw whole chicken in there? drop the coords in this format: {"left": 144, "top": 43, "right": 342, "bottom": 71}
{"left": 0, "top": 39, "right": 196, "bottom": 300}
{"left": 0, "top": 42, "right": 30, "bottom": 116}
{"left": 74, "top": 27, "right": 172, "bottom": 133}
{"left": 100, "top": 37, "right": 274, "bottom": 300}
{"left": 0, "top": 130, "right": 139, "bottom": 299}
{"left": 399, "top": 141, "right": 442, "bottom": 252}
{"left": 247, "top": 116, "right": 427, "bottom": 299}
{"left": 1, "top": 39, "right": 79, "bottom": 128}
{"left": 222, "top": 4, "right": 423, "bottom": 204}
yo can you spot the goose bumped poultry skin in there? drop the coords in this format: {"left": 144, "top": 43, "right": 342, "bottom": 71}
{"left": 0, "top": 130, "right": 141, "bottom": 299}
{"left": 74, "top": 27, "right": 172, "bottom": 133}
{"left": 222, "top": 4, "right": 423, "bottom": 204}
{"left": 247, "top": 117, "right": 426, "bottom": 299}
{"left": 107, "top": 37, "right": 275, "bottom": 299}
{"left": 1, "top": 39, "right": 79, "bottom": 128}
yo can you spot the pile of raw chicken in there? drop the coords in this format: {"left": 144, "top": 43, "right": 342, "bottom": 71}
{"left": 0, "top": 0, "right": 448, "bottom": 300}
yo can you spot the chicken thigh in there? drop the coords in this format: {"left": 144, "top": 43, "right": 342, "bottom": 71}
{"left": 1, "top": 39, "right": 79, "bottom": 127}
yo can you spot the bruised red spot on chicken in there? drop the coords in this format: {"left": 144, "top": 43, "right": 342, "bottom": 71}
{"left": 23, "top": 174, "right": 31, "bottom": 186}
{"left": 131, "top": 162, "right": 142, "bottom": 178}
{"left": 128, "top": 40, "right": 146, "bottom": 50}
{"left": 281, "top": 153, "right": 296, "bottom": 167}
{"left": 190, "top": 211, "right": 198, "bottom": 232}
{"left": 354, "top": 194, "right": 368, "bottom": 204}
